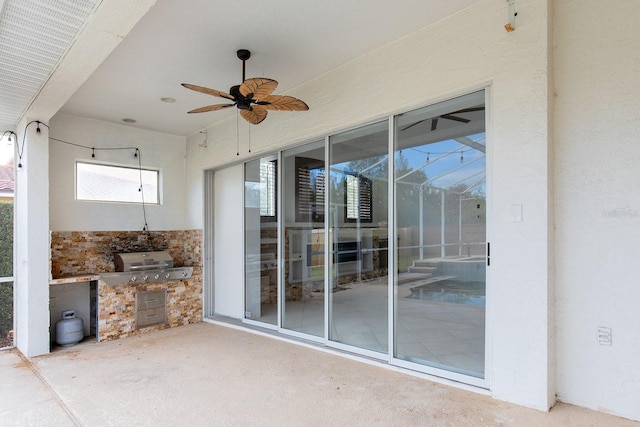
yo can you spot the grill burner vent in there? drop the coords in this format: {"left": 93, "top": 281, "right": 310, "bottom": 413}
{"left": 101, "top": 251, "right": 193, "bottom": 286}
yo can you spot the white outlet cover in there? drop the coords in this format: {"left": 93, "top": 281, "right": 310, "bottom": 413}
{"left": 510, "top": 204, "right": 523, "bottom": 222}
{"left": 597, "top": 327, "right": 612, "bottom": 346}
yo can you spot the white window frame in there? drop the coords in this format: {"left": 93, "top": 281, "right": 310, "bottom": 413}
{"left": 75, "top": 161, "right": 160, "bottom": 204}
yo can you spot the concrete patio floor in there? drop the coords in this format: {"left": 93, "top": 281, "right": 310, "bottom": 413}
{"left": 1, "top": 322, "right": 638, "bottom": 427}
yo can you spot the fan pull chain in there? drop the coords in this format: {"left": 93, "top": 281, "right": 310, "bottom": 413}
{"left": 236, "top": 110, "right": 240, "bottom": 156}
{"left": 460, "top": 151, "right": 464, "bottom": 163}
{"left": 248, "top": 123, "right": 251, "bottom": 153}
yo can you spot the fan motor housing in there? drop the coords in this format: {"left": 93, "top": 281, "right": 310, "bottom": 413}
{"left": 229, "top": 85, "right": 253, "bottom": 110}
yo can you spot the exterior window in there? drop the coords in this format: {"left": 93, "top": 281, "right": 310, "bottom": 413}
{"left": 345, "top": 173, "right": 372, "bottom": 223}
{"left": 76, "top": 162, "right": 159, "bottom": 204}
{"left": 295, "top": 157, "right": 325, "bottom": 222}
{"left": 260, "top": 160, "right": 277, "bottom": 219}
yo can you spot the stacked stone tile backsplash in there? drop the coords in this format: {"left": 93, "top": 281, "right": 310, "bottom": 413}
{"left": 51, "top": 230, "right": 202, "bottom": 278}
{"left": 50, "top": 230, "right": 203, "bottom": 342}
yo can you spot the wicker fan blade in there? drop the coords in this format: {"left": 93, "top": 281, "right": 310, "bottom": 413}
{"left": 450, "top": 107, "right": 485, "bottom": 113}
{"left": 187, "top": 103, "right": 235, "bottom": 114}
{"left": 260, "top": 95, "right": 309, "bottom": 111}
{"left": 181, "top": 83, "right": 234, "bottom": 101}
{"left": 239, "top": 78, "right": 278, "bottom": 99}
{"left": 240, "top": 105, "right": 268, "bottom": 124}
{"left": 440, "top": 114, "right": 471, "bottom": 123}
{"left": 401, "top": 119, "right": 426, "bottom": 132}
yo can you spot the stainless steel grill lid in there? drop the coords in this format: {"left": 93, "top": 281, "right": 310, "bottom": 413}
{"left": 114, "top": 250, "right": 173, "bottom": 272}
{"left": 102, "top": 250, "right": 192, "bottom": 286}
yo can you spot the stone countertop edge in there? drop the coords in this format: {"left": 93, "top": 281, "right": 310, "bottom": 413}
{"left": 49, "top": 274, "right": 101, "bottom": 285}
{"left": 49, "top": 266, "right": 202, "bottom": 285}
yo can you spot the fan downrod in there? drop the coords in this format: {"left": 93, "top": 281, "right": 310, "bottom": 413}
{"left": 237, "top": 49, "right": 251, "bottom": 81}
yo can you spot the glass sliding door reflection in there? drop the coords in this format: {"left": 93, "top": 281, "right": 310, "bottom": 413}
{"left": 244, "top": 156, "right": 278, "bottom": 325}
{"left": 282, "top": 141, "right": 325, "bottom": 337}
{"left": 329, "top": 121, "right": 389, "bottom": 353}
{"left": 394, "top": 91, "right": 487, "bottom": 377}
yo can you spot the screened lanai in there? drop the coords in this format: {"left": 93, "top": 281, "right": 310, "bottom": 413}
{"left": 394, "top": 132, "right": 487, "bottom": 288}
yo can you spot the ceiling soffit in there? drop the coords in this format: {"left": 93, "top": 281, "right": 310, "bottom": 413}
{"left": 0, "top": 0, "right": 101, "bottom": 129}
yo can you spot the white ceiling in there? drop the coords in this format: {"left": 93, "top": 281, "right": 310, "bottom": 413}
{"left": 2, "top": 0, "right": 482, "bottom": 137}
{"left": 0, "top": 0, "right": 101, "bottom": 130}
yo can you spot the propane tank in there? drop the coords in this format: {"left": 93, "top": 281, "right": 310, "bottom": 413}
{"left": 55, "top": 310, "right": 84, "bottom": 347}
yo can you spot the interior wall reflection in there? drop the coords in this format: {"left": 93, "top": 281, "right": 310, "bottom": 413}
{"left": 282, "top": 141, "right": 325, "bottom": 337}
{"left": 244, "top": 156, "right": 279, "bottom": 325}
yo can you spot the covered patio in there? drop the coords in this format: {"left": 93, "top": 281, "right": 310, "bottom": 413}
{"left": 1, "top": 322, "right": 635, "bottom": 426}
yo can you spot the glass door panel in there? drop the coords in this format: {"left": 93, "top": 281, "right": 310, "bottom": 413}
{"left": 394, "top": 91, "right": 487, "bottom": 377}
{"left": 282, "top": 141, "right": 325, "bottom": 337}
{"left": 329, "top": 121, "right": 389, "bottom": 353}
{"left": 244, "top": 156, "right": 278, "bottom": 325}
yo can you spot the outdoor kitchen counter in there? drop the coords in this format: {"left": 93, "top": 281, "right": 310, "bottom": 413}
{"left": 97, "top": 266, "right": 203, "bottom": 342}
{"left": 49, "top": 274, "right": 100, "bottom": 285}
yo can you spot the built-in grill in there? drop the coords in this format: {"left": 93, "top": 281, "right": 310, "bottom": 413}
{"left": 100, "top": 250, "right": 193, "bottom": 286}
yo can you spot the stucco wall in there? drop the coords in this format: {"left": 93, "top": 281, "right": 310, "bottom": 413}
{"left": 49, "top": 113, "right": 188, "bottom": 231}
{"left": 554, "top": 0, "right": 640, "bottom": 421}
{"left": 15, "top": 119, "right": 51, "bottom": 357}
{"left": 186, "top": 0, "right": 554, "bottom": 412}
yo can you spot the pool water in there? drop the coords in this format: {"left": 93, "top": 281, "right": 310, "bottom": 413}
{"left": 409, "top": 280, "right": 485, "bottom": 306}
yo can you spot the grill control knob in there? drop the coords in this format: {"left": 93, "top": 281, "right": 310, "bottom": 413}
{"left": 165, "top": 273, "right": 171, "bottom": 279}
{"left": 154, "top": 274, "right": 160, "bottom": 280}
{"left": 182, "top": 271, "right": 188, "bottom": 277}
{"left": 142, "top": 275, "right": 148, "bottom": 282}
{"left": 130, "top": 276, "right": 137, "bottom": 283}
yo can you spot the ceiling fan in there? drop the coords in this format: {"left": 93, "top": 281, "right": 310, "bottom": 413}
{"left": 401, "top": 107, "right": 485, "bottom": 132}
{"left": 181, "top": 49, "right": 309, "bottom": 125}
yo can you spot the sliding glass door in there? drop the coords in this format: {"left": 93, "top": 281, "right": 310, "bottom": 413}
{"left": 282, "top": 141, "right": 325, "bottom": 337}
{"left": 244, "top": 155, "right": 278, "bottom": 325}
{"left": 239, "top": 90, "right": 487, "bottom": 383}
{"left": 393, "top": 91, "right": 486, "bottom": 378}
{"left": 328, "top": 121, "right": 389, "bottom": 354}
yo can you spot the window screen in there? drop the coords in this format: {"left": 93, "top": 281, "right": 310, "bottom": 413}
{"left": 76, "top": 162, "right": 159, "bottom": 204}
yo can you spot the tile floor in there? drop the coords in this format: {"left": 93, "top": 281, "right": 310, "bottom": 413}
{"left": 253, "top": 275, "right": 485, "bottom": 377}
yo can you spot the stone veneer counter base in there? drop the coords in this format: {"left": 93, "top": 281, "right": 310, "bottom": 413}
{"left": 50, "top": 230, "right": 203, "bottom": 341}
{"left": 98, "top": 269, "right": 202, "bottom": 342}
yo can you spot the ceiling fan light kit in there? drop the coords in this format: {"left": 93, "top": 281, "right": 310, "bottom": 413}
{"left": 182, "top": 49, "right": 309, "bottom": 125}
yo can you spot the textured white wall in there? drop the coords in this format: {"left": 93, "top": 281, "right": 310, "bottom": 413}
{"left": 49, "top": 114, "right": 188, "bottom": 231}
{"left": 554, "top": 0, "right": 640, "bottom": 421}
{"left": 187, "top": 0, "right": 554, "bottom": 411}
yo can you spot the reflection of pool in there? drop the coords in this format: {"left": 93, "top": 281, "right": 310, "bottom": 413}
{"left": 409, "top": 281, "right": 485, "bottom": 306}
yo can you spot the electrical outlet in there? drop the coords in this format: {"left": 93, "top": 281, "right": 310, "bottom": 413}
{"left": 597, "top": 327, "right": 612, "bottom": 346}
